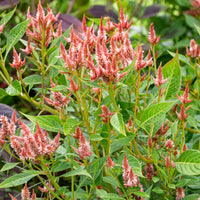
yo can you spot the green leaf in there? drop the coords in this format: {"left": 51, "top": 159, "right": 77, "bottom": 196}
{"left": 162, "top": 52, "right": 181, "bottom": 99}
{"left": 111, "top": 113, "right": 126, "bottom": 136}
{"left": 0, "top": 162, "right": 19, "bottom": 172}
{"left": 23, "top": 114, "right": 63, "bottom": 133}
{"left": 187, "top": 116, "right": 198, "bottom": 130}
{"left": 140, "top": 101, "right": 176, "bottom": 130}
{"left": 61, "top": 169, "right": 92, "bottom": 179}
{"left": 102, "top": 176, "right": 120, "bottom": 187}
{"left": 63, "top": 118, "right": 80, "bottom": 135}
{"left": 5, "top": 19, "right": 30, "bottom": 60}
{"left": 167, "top": 50, "right": 192, "bottom": 67}
{"left": 183, "top": 194, "right": 200, "bottom": 200}
{"left": 23, "top": 75, "right": 42, "bottom": 85}
{"left": 176, "top": 0, "right": 191, "bottom": 7}
{"left": 6, "top": 80, "right": 22, "bottom": 96}
{"left": 0, "top": 7, "right": 16, "bottom": 25}
{"left": 133, "top": 191, "right": 149, "bottom": 198}
{"left": 101, "top": 193, "right": 124, "bottom": 200}
{"left": 176, "top": 150, "right": 200, "bottom": 175}
{"left": 50, "top": 85, "right": 67, "bottom": 92}
{"left": 184, "top": 14, "right": 200, "bottom": 30}
{"left": 194, "top": 24, "right": 200, "bottom": 35}
{"left": 0, "top": 172, "right": 40, "bottom": 188}
{"left": 0, "top": 88, "right": 7, "bottom": 99}
{"left": 152, "top": 187, "right": 164, "bottom": 194}
{"left": 90, "top": 134, "right": 104, "bottom": 141}
{"left": 112, "top": 135, "right": 136, "bottom": 145}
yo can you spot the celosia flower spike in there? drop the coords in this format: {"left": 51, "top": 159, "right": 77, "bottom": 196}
{"left": 71, "top": 129, "right": 92, "bottom": 160}
{"left": 186, "top": 39, "right": 200, "bottom": 58}
{"left": 148, "top": 23, "right": 161, "bottom": 46}
{"left": 176, "top": 187, "right": 185, "bottom": 200}
{"left": 176, "top": 104, "right": 189, "bottom": 121}
{"left": 107, "top": 155, "right": 116, "bottom": 168}
{"left": 99, "top": 105, "right": 114, "bottom": 123}
{"left": 176, "top": 83, "right": 193, "bottom": 105}
{"left": 152, "top": 63, "right": 168, "bottom": 86}
{"left": 10, "top": 47, "right": 26, "bottom": 70}
{"left": 21, "top": 183, "right": 30, "bottom": 200}
{"left": 145, "top": 164, "right": 154, "bottom": 180}
{"left": 0, "top": 23, "right": 4, "bottom": 34}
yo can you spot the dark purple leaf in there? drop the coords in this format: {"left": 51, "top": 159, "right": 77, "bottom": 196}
{"left": 0, "top": 0, "right": 19, "bottom": 10}
{"left": 88, "top": 5, "right": 118, "bottom": 22}
{"left": 58, "top": 14, "right": 83, "bottom": 34}
{"left": 142, "top": 4, "right": 162, "bottom": 19}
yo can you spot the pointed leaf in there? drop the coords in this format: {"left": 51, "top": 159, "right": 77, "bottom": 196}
{"left": 6, "top": 80, "right": 22, "bottom": 96}
{"left": 176, "top": 150, "right": 200, "bottom": 175}
{"left": 162, "top": 52, "right": 181, "bottom": 99}
{"left": 23, "top": 75, "right": 42, "bottom": 85}
{"left": 140, "top": 101, "right": 176, "bottom": 129}
{"left": 0, "top": 7, "right": 16, "bottom": 26}
{"left": 101, "top": 193, "right": 124, "bottom": 200}
{"left": 63, "top": 118, "right": 81, "bottom": 135}
{"left": 0, "top": 172, "right": 40, "bottom": 188}
{"left": 5, "top": 19, "right": 30, "bottom": 60}
{"left": 22, "top": 114, "right": 63, "bottom": 133}
{"left": 111, "top": 113, "right": 126, "bottom": 136}
{"left": 0, "top": 162, "right": 19, "bottom": 172}
{"left": 0, "top": 88, "right": 7, "bottom": 99}
{"left": 61, "top": 169, "right": 93, "bottom": 179}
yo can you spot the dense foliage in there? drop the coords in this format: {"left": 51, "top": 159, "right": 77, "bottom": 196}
{"left": 0, "top": 0, "right": 200, "bottom": 200}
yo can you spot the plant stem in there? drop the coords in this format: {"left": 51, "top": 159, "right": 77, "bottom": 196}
{"left": 143, "top": 66, "right": 151, "bottom": 110}
{"left": 109, "top": 81, "right": 119, "bottom": 113}
{"left": 180, "top": 120, "right": 185, "bottom": 154}
{"left": 152, "top": 45, "right": 157, "bottom": 74}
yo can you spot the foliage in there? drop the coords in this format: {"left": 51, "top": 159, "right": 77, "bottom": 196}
{"left": 0, "top": 0, "right": 200, "bottom": 200}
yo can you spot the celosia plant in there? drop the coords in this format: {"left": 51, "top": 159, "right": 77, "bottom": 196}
{"left": 0, "top": 1, "right": 200, "bottom": 200}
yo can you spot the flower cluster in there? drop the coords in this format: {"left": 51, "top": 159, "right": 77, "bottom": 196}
{"left": 72, "top": 127, "right": 92, "bottom": 160}
{"left": 44, "top": 78, "right": 71, "bottom": 111}
{"left": 9, "top": 183, "right": 37, "bottom": 200}
{"left": 0, "top": 111, "right": 60, "bottom": 164}
{"left": 176, "top": 84, "right": 192, "bottom": 121}
{"left": 59, "top": 6, "right": 152, "bottom": 84}
{"left": 122, "top": 153, "right": 138, "bottom": 187}
{"left": 99, "top": 105, "right": 114, "bottom": 123}
{"left": 186, "top": 39, "right": 200, "bottom": 58}
{"left": 147, "top": 23, "right": 161, "bottom": 46}
{"left": 25, "top": 0, "right": 61, "bottom": 48}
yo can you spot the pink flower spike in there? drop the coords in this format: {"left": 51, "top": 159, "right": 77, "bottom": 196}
{"left": 99, "top": 105, "right": 114, "bottom": 123}
{"left": 126, "top": 168, "right": 137, "bottom": 187}
{"left": 0, "top": 23, "right": 4, "bottom": 34}
{"left": 68, "top": 77, "right": 79, "bottom": 92}
{"left": 152, "top": 63, "right": 168, "bottom": 87}
{"left": 21, "top": 39, "right": 33, "bottom": 55}
{"left": 176, "top": 84, "right": 193, "bottom": 104}
{"left": 10, "top": 47, "right": 26, "bottom": 70}
{"left": 165, "top": 139, "right": 174, "bottom": 149}
{"left": 21, "top": 183, "right": 30, "bottom": 200}
{"left": 176, "top": 104, "right": 189, "bottom": 121}
{"left": 107, "top": 155, "right": 116, "bottom": 168}
{"left": 176, "top": 187, "right": 185, "bottom": 200}
{"left": 123, "top": 153, "right": 129, "bottom": 171}
{"left": 148, "top": 23, "right": 161, "bottom": 46}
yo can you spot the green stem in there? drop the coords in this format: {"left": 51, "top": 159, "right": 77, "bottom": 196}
{"left": 0, "top": 55, "right": 11, "bottom": 84}
{"left": 152, "top": 45, "right": 157, "bottom": 74}
{"left": 132, "top": 70, "right": 140, "bottom": 132}
{"left": 106, "top": 121, "right": 111, "bottom": 155}
{"left": 143, "top": 66, "right": 151, "bottom": 110}
{"left": 180, "top": 120, "right": 185, "bottom": 155}
{"left": 109, "top": 81, "right": 119, "bottom": 113}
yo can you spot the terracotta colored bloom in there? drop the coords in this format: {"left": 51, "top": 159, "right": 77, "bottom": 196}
{"left": 44, "top": 77, "right": 71, "bottom": 111}
{"left": 99, "top": 105, "right": 114, "bottom": 123}
{"left": 122, "top": 153, "right": 138, "bottom": 187}
{"left": 0, "top": 23, "right": 4, "bottom": 34}
{"left": 176, "top": 84, "right": 193, "bottom": 105}
{"left": 21, "top": 39, "right": 33, "bottom": 55}
{"left": 165, "top": 139, "right": 174, "bottom": 149}
{"left": 38, "top": 181, "right": 54, "bottom": 193}
{"left": 107, "top": 155, "right": 116, "bottom": 168}
{"left": 191, "top": 0, "right": 200, "bottom": 8}
{"left": 135, "top": 45, "right": 152, "bottom": 71}
{"left": 145, "top": 164, "right": 154, "bottom": 180}
{"left": 21, "top": 183, "right": 30, "bottom": 200}
{"left": 186, "top": 39, "right": 200, "bottom": 58}
{"left": 10, "top": 47, "right": 26, "bottom": 70}
{"left": 147, "top": 23, "right": 161, "bottom": 46}
{"left": 72, "top": 130, "right": 92, "bottom": 160}
{"left": 176, "top": 105, "right": 189, "bottom": 121}
{"left": 152, "top": 63, "right": 168, "bottom": 86}
{"left": 176, "top": 187, "right": 185, "bottom": 200}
